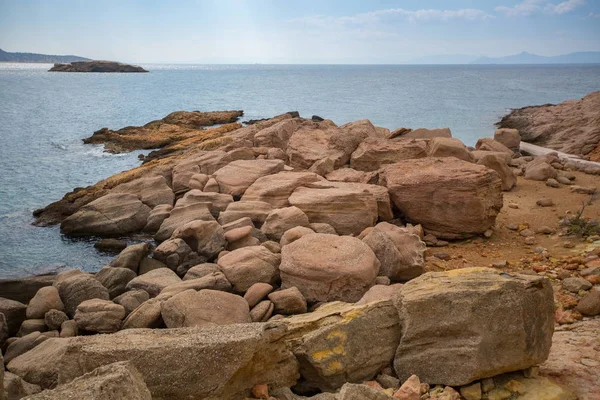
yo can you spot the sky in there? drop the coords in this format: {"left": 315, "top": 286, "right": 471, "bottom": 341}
{"left": 1, "top": 0, "right": 599, "bottom": 64}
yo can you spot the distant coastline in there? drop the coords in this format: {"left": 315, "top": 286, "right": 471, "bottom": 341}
{"left": 0, "top": 48, "right": 89, "bottom": 63}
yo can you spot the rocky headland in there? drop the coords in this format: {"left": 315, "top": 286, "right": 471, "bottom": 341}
{"left": 497, "top": 91, "right": 600, "bottom": 161}
{"left": 48, "top": 61, "right": 148, "bottom": 73}
{"left": 2, "top": 103, "right": 600, "bottom": 399}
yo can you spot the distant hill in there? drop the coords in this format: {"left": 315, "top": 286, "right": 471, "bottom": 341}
{"left": 408, "top": 54, "right": 478, "bottom": 65}
{"left": 0, "top": 48, "right": 90, "bottom": 63}
{"left": 470, "top": 51, "right": 600, "bottom": 65}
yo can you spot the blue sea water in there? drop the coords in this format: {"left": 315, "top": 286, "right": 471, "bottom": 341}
{"left": 1, "top": 62, "right": 600, "bottom": 278}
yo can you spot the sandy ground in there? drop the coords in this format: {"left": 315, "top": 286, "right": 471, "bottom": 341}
{"left": 425, "top": 171, "right": 600, "bottom": 272}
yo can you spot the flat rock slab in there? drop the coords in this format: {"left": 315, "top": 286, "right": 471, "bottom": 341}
{"left": 7, "top": 324, "right": 299, "bottom": 399}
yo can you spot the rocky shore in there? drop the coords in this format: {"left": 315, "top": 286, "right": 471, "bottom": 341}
{"left": 497, "top": 91, "right": 600, "bottom": 161}
{"left": 48, "top": 61, "right": 148, "bottom": 73}
{"left": 2, "top": 107, "right": 600, "bottom": 399}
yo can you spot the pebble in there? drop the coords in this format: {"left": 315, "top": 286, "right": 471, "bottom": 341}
{"left": 433, "top": 252, "right": 451, "bottom": 261}
{"left": 506, "top": 224, "right": 518, "bottom": 231}
{"left": 524, "top": 237, "right": 536, "bottom": 245}
{"left": 536, "top": 198, "right": 554, "bottom": 207}
{"left": 562, "top": 277, "right": 593, "bottom": 293}
{"left": 460, "top": 382, "right": 482, "bottom": 400}
{"left": 519, "top": 229, "right": 535, "bottom": 237}
{"left": 508, "top": 203, "right": 519, "bottom": 209}
{"left": 484, "top": 230, "right": 493, "bottom": 238}
{"left": 545, "top": 178, "right": 560, "bottom": 188}
{"left": 563, "top": 241, "right": 575, "bottom": 248}
{"left": 491, "top": 260, "right": 507, "bottom": 268}
{"left": 535, "top": 226, "right": 555, "bottom": 234}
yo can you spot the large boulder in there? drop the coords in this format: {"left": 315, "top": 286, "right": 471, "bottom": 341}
{"left": 318, "top": 181, "right": 393, "bottom": 221}
{"left": 213, "top": 159, "right": 285, "bottom": 196}
{"left": 476, "top": 152, "right": 517, "bottom": 191}
{"left": 154, "top": 202, "right": 215, "bottom": 242}
{"left": 524, "top": 161, "right": 558, "bottom": 181}
{"left": 395, "top": 127, "right": 452, "bottom": 140}
{"left": 261, "top": 206, "right": 310, "bottom": 241}
{"left": 217, "top": 246, "right": 281, "bottom": 293}
{"left": 170, "top": 220, "right": 226, "bottom": 259}
{"left": 380, "top": 157, "right": 503, "bottom": 239}
{"left": 143, "top": 204, "right": 172, "bottom": 233}
{"left": 288, "top": 186, "right": 378, "bottom": 236}
{"left": 171, "top": 150, "right": 233, "bottom": 193}
{"left": 286, "top": 121, "right": 345, "bottom": 169}
{"left": 325, "top": 168, "right": 377, "bottom": 184}
{"left": 22, "top": 361, "right": 151, "bottom": 400}
{"left": 4, "top": 332, "right": 49, "bottom": 364}
{"left": 152, "top": 238, "right": 195, "bottom": 271}
{"left": 94, "top": 266, "right": 136, "bottom": 299}
{"left": 161, "top": 289, "right": 250, "bottom": 328}
{"left": 54, "top": 274, "right": 110, "bottom": 317}
{"left": 280, "top": 301, "right": 400, "bottom": 391}
{"left": 393, "top": 268, "right": 554, "bottom": 386}
{"left": 112, "top": 175, "right": 174, "bottom": 209}
{"left": 3, "top": 370, "right": 42, "bottom": 399}
{"left": 0, "top": 298, "right": 26, "bottom": 337}
{"left": 6, "top": 324, "right": 298, "bottom": 399}
{"left": 253, "top": 118, "right": 297, "bottom": 149}
{"left": 494, "top": 128, "right": 520, "bottom": 152}
{"left": 113, "top": 290, "right": 149, "bottom": 315}
{"left": 427, "top": 137, "right": 474, "bottom": 162}
{"left": 350, "top": 137, "right": 428, "bottom": 172}
{"left": 73, "top": 299, "right": 126, "bottom": 334}
{"left": 26, "top": 287, "right": 64, "bottom": 319}
{"left": 280, "top": 234, "right": 380, "bottom": 303}
{"left": 60, "top": 193, "right": 151, "bottom": 237}
{"left": 475, "top": 138, "right": 513, "bottom": 154}
{"left": 217, "top": 201, "right": 273, "bottom": 226}
{"left": 177, "top": 189, "right": 233, "bottom": 218}
{"left": 108, "top": 243, "right": 150, "bottom": 273}
{"left": 121, "top": 298, "right": 163, "bottom": 329}
{"left": 242, "top": 172, "right": 321, "bottom": 208}
{"left": 155, "top": 272, "right": 231, "bottom": 300}
{"left": 362, "top": 222, "right": 426, "bottom": 282}
{"left": 125, "top": 268, "right": 181, "bottom": 297}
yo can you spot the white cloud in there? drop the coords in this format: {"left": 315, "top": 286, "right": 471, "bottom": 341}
{"left": 495, "top": 0, "right": 585, "bottom": 17}
{"left": 292, "top": 7, "right": 494, "bottom": 27}
{"left": 546, "top": 0, "right": 586, "bottom": 14}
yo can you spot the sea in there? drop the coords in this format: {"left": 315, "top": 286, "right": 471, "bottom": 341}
{"left": 1, "top": 62, "right": 600, "bottom": 278}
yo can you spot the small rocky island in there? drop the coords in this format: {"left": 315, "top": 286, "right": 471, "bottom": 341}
{"left": 49, "top": 61, "right": 148, "bottom": 73}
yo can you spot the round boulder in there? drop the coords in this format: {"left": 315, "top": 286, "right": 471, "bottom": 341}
{"left": 280, "top": 234, "right": 380, "bottom": 303}
{"left": 73, "top": 299, "right": 126, "bottom": 333}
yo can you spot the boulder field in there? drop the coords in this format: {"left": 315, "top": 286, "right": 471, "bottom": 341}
{"left": 2, "top": 110, "right": 598, "bottom": 399}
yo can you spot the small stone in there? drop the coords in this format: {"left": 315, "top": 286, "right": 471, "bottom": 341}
{"left": 523, "top": 366, "right": 539, "bottom": 378}
{"left": 60, "top": 319, "right": 78, "bottom": 337}
{"left": 556, "top": 176, "right": 572, "bottom": 185}
{"left": 460, "top": 382, "right": 482, "bottom": 400}
{"left": 375, "top": 276, "right": 391, "bottom": 285}
{"left": 433, "top": 252, "right": 451, "bottom": 261}
{"left": 506, "top": 224, "right": 518, "bottom": 231}
{"left": 519, "top": 229, "right": 535, "bottom": 237}
{"left": 376, "top": 373, "right": 400, "bottom": 389}
{"left": 491, "top": 260, "right": 507, "bottom": 268}
{"left": 535, "top": 226, "right": 555, "bottom": 234}
{"left": 267, "top": 287, "right": 307, "bottom": 315}
{"left": 243, "top": 283, "right": 274, "bottom": 308}
{"left": 562, "top": 277, "right": 592, "bottom": 293}
{"left": 580, "top": 358, "right": 600, "bottom": 367}
{"left": 524, "top": 237, "right": 536, "bottom": 245}
{"left": 536, "top": 198, "right": 554, "bottom": 207}
{"left": 394, "top": 374, "right": 421, "bottom": 399}
{"left": 252, "top": 383, "right": 269, "bottom": 399}
{"left": 484, "top": 230, "right": 493, "bottom": 238}
{"left": 508, "top": 203, "right": 519, "bottom": 209}
{"left": 545, "top": 178, "right": 560, "bottom": 188}
{"left": 481, "top": 378, "right": 495, "bottom": 393}
{"left": 563, "top": 241, "right": 575, "bottom": 248}
{"left": 434, "top": 240, "right": 449, "bottom": 247}
{"left": 504, "top": 380, "right": 523, "bottom": 394}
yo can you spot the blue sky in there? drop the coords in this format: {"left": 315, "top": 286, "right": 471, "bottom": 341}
{"left": 1, "top": 0, "right": 599, "bottom": 63}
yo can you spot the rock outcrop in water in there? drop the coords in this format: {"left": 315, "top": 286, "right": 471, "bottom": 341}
{"left": 11, "top": 106, "right": 600, "bottom": 399}
{"left": 83, "top": 110, "right": 244, "bottom": 153}
{"left": 49, "top": 61, "right": 148, "bottom": 73}
{"left": 497, "top": 91, "right": 600, "bottom": 161}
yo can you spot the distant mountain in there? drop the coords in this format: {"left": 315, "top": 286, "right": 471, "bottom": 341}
{"left": 0, "top": 48, "right": 90, "bottom": 63}
{"left": 470, "top": 51, "right": 600, "bottom": 65}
